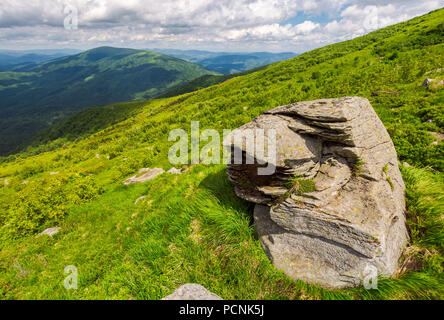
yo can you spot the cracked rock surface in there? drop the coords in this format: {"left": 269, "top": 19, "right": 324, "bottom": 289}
{"left": 223, "top": 97, "right": 408, "bottom": 288}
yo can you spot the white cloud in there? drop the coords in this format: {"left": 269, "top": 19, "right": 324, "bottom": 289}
{"left": 294, "top": 20, "right": 320, "bottom": 34}
{"left": 0, "top": 0, "right": 442, "bottom": 51}
{"left": 324, "top": 4, "right": 403, "bottom": 35}
{"left": 224, "top": 21, "right": 320, "bottom": 41}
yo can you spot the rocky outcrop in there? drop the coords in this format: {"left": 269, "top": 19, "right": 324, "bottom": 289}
{"left": 38, "top": 227, "right": 61, "bottom": 237}
{"left": 123, "top": 168, "right": 164, "bottom": 185}
{"left": 223, "top": 97, "right": 408, "bottom": 288}
{"left": 424, "top": 68, "right": 443, "bottom": 75}
{"left": 134, "top": 195, "right": 147, "bottom": 204}
{"left": 422, "top": 78, "right": 444, "bottom": 87}
{"left": 430, "top": 131, "right": 444, "bottom": 145}
{"left": 422, "top": 78, "right": 435, "bottom": 86}
{"left": 162, "top": 284, "right": 223, "bottom": 300}
{"left": 167, "top": 167, "right": 183, "bottom": 174}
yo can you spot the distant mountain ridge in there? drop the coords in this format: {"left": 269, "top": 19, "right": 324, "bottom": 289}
{"left": 152, "top": 48, "right": 297, "bottom": 74}
{"left": 0, "top": 49, "right": 81, "bottom": 71}
{"left": 0, "top": 46, "right": 214, "bottom": 155}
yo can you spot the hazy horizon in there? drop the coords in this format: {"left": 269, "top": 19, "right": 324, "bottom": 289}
{"left": 0, "top": 46, "right": 298, "bottom": 54}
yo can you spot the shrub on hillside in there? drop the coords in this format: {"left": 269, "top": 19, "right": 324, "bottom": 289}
{"left": 0, "top": 174, "right": 103, "bottom": 240}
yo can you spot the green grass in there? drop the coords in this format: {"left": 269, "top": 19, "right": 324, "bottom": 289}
{"left": 386, "top": 176, "right": 395, "bottom": 191}
{"left": 284, "top": 177, "right": 316, "bottom": 195}
{"left": 0, "top": 165, "right": 441, "bottom": 299}
{"left": 20, "top": 101, "right": 145, "bottom": 155}
{"left": 155, "top": 65, "right": 268, "bottom": 98}
{"left": 0, "top": 9, "right": 443, "bottom": 299}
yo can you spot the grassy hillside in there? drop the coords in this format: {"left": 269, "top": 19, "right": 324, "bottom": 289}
{"left": 155, "top": 65, "right": 268, "bottom": 98}
{"left": 19, "top": 101, "right": 145, "bottom": 156}
{"left": 0, "top": 47, "right": 214, "bottom": 156}
{"left": 0, "top": 9, "right": 443, "bottom": 300}
{"left": 9, "top": 66, "right": 268, "bottom": 154}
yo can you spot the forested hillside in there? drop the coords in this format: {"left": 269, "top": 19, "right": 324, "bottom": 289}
{"left": 0, "top": 47, "right": 214, "bottom": 155}
{"left": 0, "top": 9, "right": 442, "bottom": 300}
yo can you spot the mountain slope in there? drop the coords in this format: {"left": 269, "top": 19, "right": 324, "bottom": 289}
{"left": 0, "top": 9, "right": 443, "bottom": 300}
{"left": 0, "top": 47, "right": 214, "bottom": 155}
{"left": 197, "top": 53, "right": 297, "bottom": 74}
{"left": 153, "top": 48, "right": 297, "bottom": 74}
{"left": 155, "top": 65, "right": 269, "bottom": 98}
{"left": 15, "top": 66, "right": 270, "bottom": 154}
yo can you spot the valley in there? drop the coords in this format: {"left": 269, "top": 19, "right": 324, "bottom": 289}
{"left": 0, "top": 47, "right": 215, "bottom": 155}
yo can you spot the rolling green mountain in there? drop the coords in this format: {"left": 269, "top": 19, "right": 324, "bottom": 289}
{"left": 153, "top": 48, "right": 297, "bottom": 74}
{"left": 0, "top": 46, "right": 214, "bottom": 155}
{"left": 0, "top": 49, "right": 81, "bottom": 71}
{"left": 0, "top": 9, "right": 443, "bottom": 300}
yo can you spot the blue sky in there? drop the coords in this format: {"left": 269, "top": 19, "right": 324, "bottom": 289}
{"left": 282, "top": 11, "right": 339, "bottom": 26}
{"left": 0, "top": 0, "right": 443, "bottom": 52}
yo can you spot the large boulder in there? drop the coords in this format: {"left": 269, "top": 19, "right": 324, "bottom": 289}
{"left": 223, "top": 97, "right": 408, "bottom": 288}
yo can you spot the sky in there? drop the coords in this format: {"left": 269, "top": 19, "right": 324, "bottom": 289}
{"left": 0, "top": 0, "right": 443, "bottom": 53}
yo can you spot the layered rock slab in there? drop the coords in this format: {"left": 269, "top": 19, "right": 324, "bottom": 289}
{"left": 223, "top": 97, "right": 409, "bottom": 288}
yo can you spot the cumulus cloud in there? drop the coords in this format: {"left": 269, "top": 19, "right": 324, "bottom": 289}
{"left": 224, "top": 21, "right": 320, "bottom": 41}
{"left": 0, "top": 0, "right": 442, "bottom": 51}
